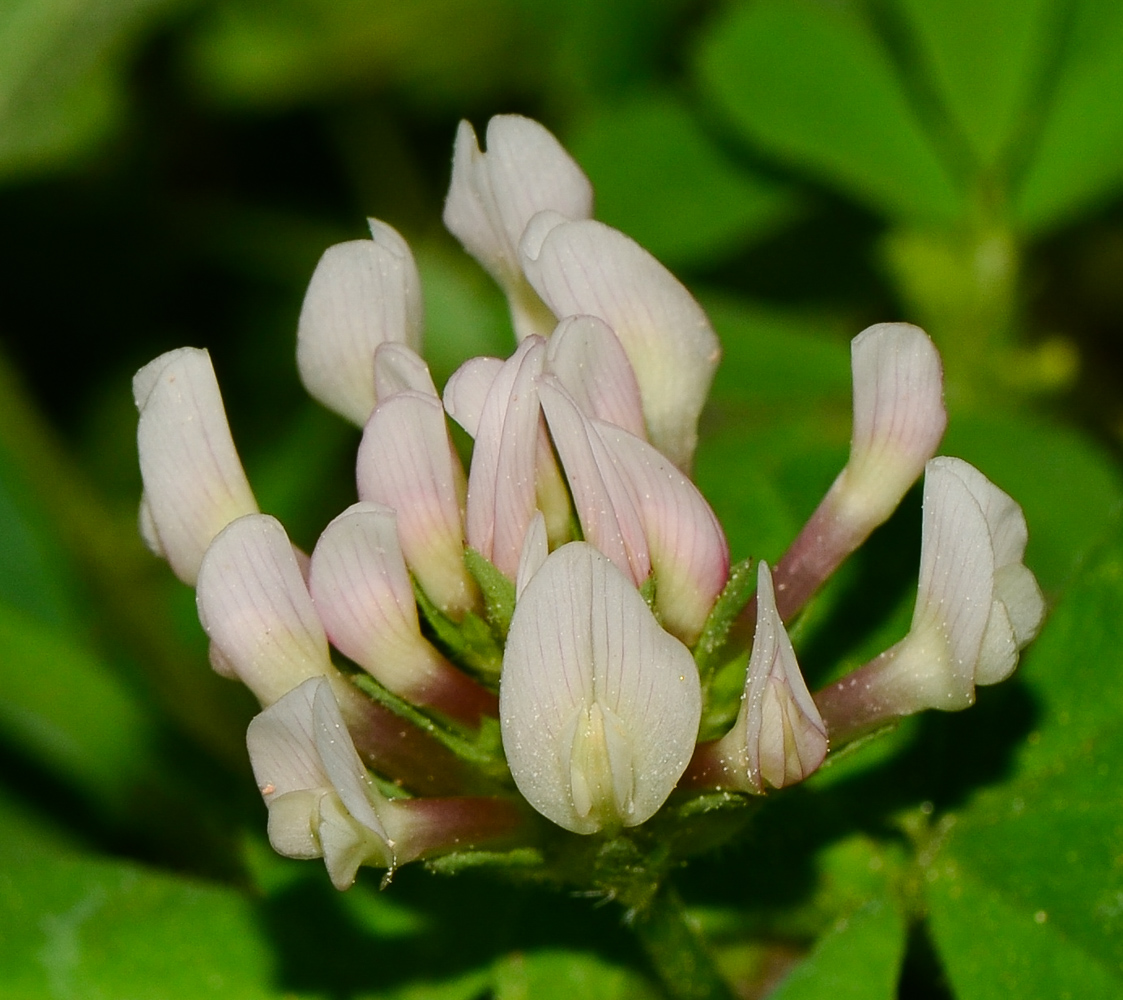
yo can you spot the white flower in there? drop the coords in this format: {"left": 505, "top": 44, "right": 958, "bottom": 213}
{"left": 712, "top": 562, "right": 827, "bottom": 791}
{"left": 248, "top": 677, "right": 399, "bottom": 890}
{"left": 297, "top": 220, "right": 423, "bottom": 426}
{"left": 815, "top": 457, "right": 1046, "bottom": 738}
{"left": 499, "top": 543, "right": 702, "bottom": 834}
{"left": 443, "top": 115, "right": 593, "bottom": 340}
{"left": 134, "top": 347, "right": 258, "bottom": 585}
{"left": 520, "top": 215, "right": 721, "bottom": 470}
{"left": 769, "top": 323, "right": 946, "bottom": 620}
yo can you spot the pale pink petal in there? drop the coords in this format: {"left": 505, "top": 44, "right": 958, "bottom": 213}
{"left": 310, "top": 679, "right": 386, "bottom": 834}
{"left": 738, "top": 562, "right": 827, "bottom": 790}
{"left": 464, "top": 338, "right": 547, "bottom": 578}
{"left": 835, "top": 323, "right": 947, "bottom": 529}
{"left": 520, "top": 218, "right": 720, "bottom": 469}
{"left": 906, "top": 459, "right": 996, "bottom": 707}
{"left": 930, "top": 458, "right": 1044, "bottom": 685}
{"left": 373, "top": 342, "right": 439, "bottom": 401}
{"left": 195, "top": 514, "right": 331, "bottom": 706}
{"left": 499, "top": 543, "right": 701, "bottom": 835}
{"left": 546, "top": 315, "right": 646, "bottom": 437}
{"left": 247, "top": 678, "right": 395, "bottom": 886}
{"left": 247, "top": 677, "right": 333, "bottom": 799}
{"left": 595, "top": 422, "right": 729, "bottom": 645}
{"left": 769, "top": 324, "right": 946, "bottom": 620}
{"left": 310, "top": 503, "right": 495, "bottom": 723}
{"left": 443, "top": 115, "right": 593, "bottom": 289}
{"left": 538, "top": 378, "right": 650, "bottom": 587}
{"left": 296, "top": 224, "right": 423, "bottom": 426}
{"left": 356, "top": 391, "right": 477, "bottom": 618}
{"left": 515, "top": 511, "right": 548, "bottom": 599}
{"left": 134, "top": 348, "right": 258, "bottom": 584}
{"left": 444, "top": 356, "right": 504, "bottom": 438}
{"left": 815, "top": 459, "right": 1002, "bottom": 738}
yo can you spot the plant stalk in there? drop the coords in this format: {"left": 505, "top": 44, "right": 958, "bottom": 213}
{"left": 630, "top": 884, "right": 737, "bottom": 1000}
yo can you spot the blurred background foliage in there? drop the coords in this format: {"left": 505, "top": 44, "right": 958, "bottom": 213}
{"left": 2, "top": 0, "right": 1122, "bottom": 997}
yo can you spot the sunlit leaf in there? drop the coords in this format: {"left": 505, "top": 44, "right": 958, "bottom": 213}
{"left": 924, "top": 517, "right": 1123, "bottom": 998}
{"left": 695, "top": 0, "right": 963, "bottom": 224}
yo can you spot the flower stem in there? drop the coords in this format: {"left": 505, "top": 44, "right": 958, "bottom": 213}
{"left": 630, "top": 884, "right": 737, "bottom": 1000}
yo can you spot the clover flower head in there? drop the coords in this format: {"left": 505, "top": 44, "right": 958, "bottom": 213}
{"left": 134, "top": 112, "right": 1044, "bottom": 890}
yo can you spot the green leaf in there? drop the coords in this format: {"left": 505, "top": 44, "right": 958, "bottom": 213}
{"left": 694, "top": 0, "right": 964, "bottom": 224}
{"left": 700, "top": 294, "right": 853, "bottom": 410}
{"left": 567, "top": 91, "right": 799, "bottom": 268}
{"left": 1015, "top": 0, "right": 1123, "bottom": 233}
{"left": 416, "top": 246, "right": 513, "bottom": 390}
{"left": 924, "top": 518, "right": 1123, "bottom": 997}
{"left": 183, "top": 0, "right": 536, "bottom": 110}
{"left": 768, "top": 898, "right": 907, "bottom": 1000}
{"left": 927, "top": 863, "right": 1121, "bottom": 999}
{"left": 893, "top": 0, "right": 1060, "bottom": 170}
{"left": 0, "top": 0, "right": 180, "bottom": 180}
{"left": 493, "top": 949, "right": 660, "bottom": 1000}
{"left": 0, "top": 437, "right": 80, "bottom": 628}
{"left": 0, "top": 605, "right": 157, "bottom": 810}
{"left": 0, "top": 796, "right": 286, "bottom": 1000}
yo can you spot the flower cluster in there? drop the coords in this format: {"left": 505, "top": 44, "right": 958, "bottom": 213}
{"left": 134, "top": 115, "right": 1045, "bottom": 890}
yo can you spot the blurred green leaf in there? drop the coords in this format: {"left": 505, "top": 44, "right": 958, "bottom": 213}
{"left": 1015, "top": 0, "right": 1123, "bottom": 233}
{"left": 768, "top": 898, "right": 906, "bottom": 1000}
{"left": 0, "top": 434, "right": 161, "bottom": 813}
{"left": 695, "top": 0, "right": 963, "bottom": 224}
{"left": 492, "top": 949, "right": 659, "bottom": 1000}
{"left": 417, "top": 245, "right": 512, "bottom": 389}
{"left": 694, "top": 298, "right": 853, "bottom": 563}
{"left": 183, "top": 0, "right": 538, "bottom": 109}
{"left": 924, "top": 517, "right": 1123, "bottom": 998}
{"left": 701, "top": 294, "right": 852, "bottom": 408}
{"left": 0, "top": 605, "right": 157, "bottom": 810}
{"left": 567, "top": 92, "right": 799, "bottom": 268}
{"left": 893, "top": 0, "right": 1059, "bottom": 171}
{"left": 0, "top": 793, "right": 289, "bottom": 1000}
{"left": 0, "top": 439, "right": 79, "bottom": 629}
{"left": 0, "top": 0, "right": 180, "bottom": 180}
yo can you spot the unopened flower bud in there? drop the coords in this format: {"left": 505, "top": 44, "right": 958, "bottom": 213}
{"left": 539, "top": 378, "right": 729, "bottom": 645}
{"left": 443, "top": 115, "right": 593, "bottom": 340}
{"left": 297, "top": 221, "right": 423, "bottom": 426}
{"left": 688, "top": 562, "right": 827, "bottom": 792}
{"left": 309, "top": 502, "right": 496, "bottom": 726}
{"left": 769, "top": 323, "right": 946, "bottom": 621}
{"left": 134, "top": 348, "right": 258, "bottom": 585}
{"left": 356, "top": 389, "right": 478, "bottom": 618}
{"left": 520, "top": 216, "right": 720, "bottom": 470}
